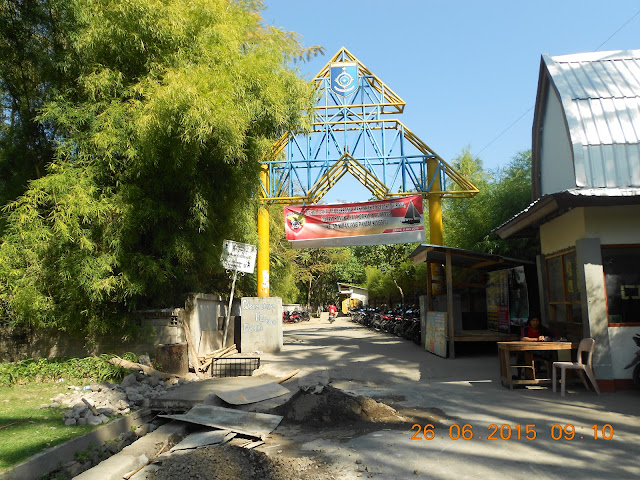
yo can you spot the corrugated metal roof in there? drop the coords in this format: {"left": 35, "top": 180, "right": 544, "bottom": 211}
{"left": 543, "top": 50, "right": 640, "bottom": 188}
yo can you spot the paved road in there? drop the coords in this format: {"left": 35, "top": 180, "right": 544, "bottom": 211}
{"left": 259, "top": 314, "right": 640, "bottom": 480}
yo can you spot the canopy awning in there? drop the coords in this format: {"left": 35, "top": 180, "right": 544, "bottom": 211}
{"left": 409, "top": 244, "right": 534, "bottom": 271}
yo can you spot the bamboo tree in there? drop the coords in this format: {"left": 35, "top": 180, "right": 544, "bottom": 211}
{"left": 0, "top": 0, "right": 315, "bottom": 336}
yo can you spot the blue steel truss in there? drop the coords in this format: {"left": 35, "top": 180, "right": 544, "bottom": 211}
{"left": 260, "top": 48, "right": 478, "bottom": 204}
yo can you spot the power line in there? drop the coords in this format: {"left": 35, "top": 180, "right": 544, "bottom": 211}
{"left": 475, "top": 106, "right": 534, "bottom": 158}
{"left": 595, "top": 7, "right": 640, "bottom": 51}
{"left": 473, "top": 7, "right": 640, "bottom": 159}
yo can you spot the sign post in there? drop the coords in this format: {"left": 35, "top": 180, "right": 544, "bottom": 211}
{"left": 220, "top": 240, "right": 257, "bottom": 347}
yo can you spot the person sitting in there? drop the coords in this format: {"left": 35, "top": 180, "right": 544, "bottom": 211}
{"left": 521, "top": 314, "right": 554, "bottom": 342}
{"left": 519, "top": 314, "right": 555, "bottom": 377}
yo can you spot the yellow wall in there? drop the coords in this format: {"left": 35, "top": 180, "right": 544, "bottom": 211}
{"left": 540, "top": 207, "right": 586, "bottom": 254}
{"left": 540, "top": 205, "right": 640, "bottom": 255}
{"left": 584, "top": 205, "right": 640, "bottom": 243}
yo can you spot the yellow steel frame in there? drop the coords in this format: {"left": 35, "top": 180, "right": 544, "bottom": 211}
{"left": 256, "top": 47, "right": 479, "bottom": 297}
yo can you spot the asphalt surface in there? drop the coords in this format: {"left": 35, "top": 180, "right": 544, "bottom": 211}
{"left": 255, "top": 313, "right": 640, "bottom": 480}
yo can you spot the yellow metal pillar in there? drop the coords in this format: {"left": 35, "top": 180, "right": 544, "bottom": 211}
{"left": 257, "top": 165, "right": 270, "bottom": 297}
{"left": 427, "top": 159, "right": 444, "bottom": 295}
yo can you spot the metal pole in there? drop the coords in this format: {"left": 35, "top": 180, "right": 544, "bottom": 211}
{"left": 427, "top": 159, "right": 444, "bottom": 295}
{"left": 223, "top": 269, "right": 238, "bottom": 348}
{"left": 257, "top": 164, "right": 269, "bottom": 297}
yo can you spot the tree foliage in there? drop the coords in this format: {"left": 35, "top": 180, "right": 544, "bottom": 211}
{"left": 0, "top": 0, "right": 76, "bottom": 216}
{"left": 0, "top": 0, "right": 314, "bottom": 336}
{"left": 444, "top": 148, "right": 538, "bottom": 259}
{"left": 353, "top": 243, "right": 419, "bottom": 307}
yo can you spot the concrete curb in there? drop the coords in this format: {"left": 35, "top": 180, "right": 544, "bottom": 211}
{"left": 0, "top": 409, "right": 151, "bottom": 480}
{"left": 72, "top": 421, "right": 189, "bottom": 480}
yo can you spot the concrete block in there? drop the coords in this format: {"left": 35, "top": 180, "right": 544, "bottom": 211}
{"left": 240, "top": 297, "right": 283, "bottom": 354}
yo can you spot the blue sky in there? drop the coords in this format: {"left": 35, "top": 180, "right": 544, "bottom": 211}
{"left": 262, "top": 1, "right": 640, "bottom": 203}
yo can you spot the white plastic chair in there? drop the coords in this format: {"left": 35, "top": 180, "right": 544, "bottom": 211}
{"left": 552, "top": 338, "right": 600, "bottom": 396}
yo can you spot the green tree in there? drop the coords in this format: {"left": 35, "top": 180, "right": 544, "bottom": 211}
{"left": 0, "top": 0, "right": 77, "bottom": 221}
{"left": 267, "top": 203, "right": 300, "bottom": 303}
{"left": 443, "top": 148, "right": 491, "bottom": 250}
{"left": 444, "top": 149, "right": 538, "bottom": 259}
{"left": 355, "top": 243, "right": 419, "bottom": 309}
{"left": 0, "top": 0, "right": 315, "bottom": 336}
{"left": 364, "top": 265, "right": 390, "bottom": 305}
{"left": 332, "top": 247, "right": 366, "bottom": 286}
{"left": 292, "top": 248, "right": 347, "bottom": 310}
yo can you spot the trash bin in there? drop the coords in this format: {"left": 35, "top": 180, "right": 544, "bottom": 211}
{"left": 156, "top": 342, "right": 188, "bottom": 376}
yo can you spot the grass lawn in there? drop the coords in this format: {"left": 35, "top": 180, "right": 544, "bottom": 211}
{"left": 0, "top": 382, "right": 97, "bottom": 475}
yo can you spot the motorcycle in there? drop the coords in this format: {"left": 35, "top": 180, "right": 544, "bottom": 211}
{"left": 282, "top": 310, "right": 296, "bottom": 324}
{"left": 624, "top": 333, "right": 640, "bottom": 386}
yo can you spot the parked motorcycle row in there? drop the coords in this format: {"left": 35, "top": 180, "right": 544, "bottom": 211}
{"left": 349, "top": 306, "right": 422, "bottom": 345}
{"left": 282, "top": 309, "right": 310, "bottom": 324}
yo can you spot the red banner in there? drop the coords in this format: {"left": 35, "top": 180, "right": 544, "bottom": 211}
{"left": 284, "top": 195, "right": 425, "bottom": 248}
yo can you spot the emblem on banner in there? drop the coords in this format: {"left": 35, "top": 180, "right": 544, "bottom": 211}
{"left": 330, "top": 62, "right": 358, "bottom": 96}
{"left": 286, "top": 212, "right": 305, "bottom": 232}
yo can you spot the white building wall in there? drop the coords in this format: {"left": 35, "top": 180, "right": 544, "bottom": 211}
{"left": 609, "top": 326, "right": 640, "bottom": 379}
{"left": 584, "top": 205, "right": 640, "bottom": 244}
{"left": 540, "top": 88, "right": 576, "bottom": 196}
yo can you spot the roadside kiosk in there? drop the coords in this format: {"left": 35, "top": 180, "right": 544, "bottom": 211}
{"left": 410, "top": 244, "right": 537, "bottom": 358}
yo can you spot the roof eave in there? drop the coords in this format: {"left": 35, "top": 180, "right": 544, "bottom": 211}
{"left": 493, "top": 190, "right": 640, "bottom": 239}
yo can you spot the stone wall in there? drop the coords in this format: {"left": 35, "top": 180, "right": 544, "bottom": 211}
{"left": 0, "top": 294, "right": 241, "bottom": 362}
{"left": 0, "top": 310, "right": 182, "bottom": 362}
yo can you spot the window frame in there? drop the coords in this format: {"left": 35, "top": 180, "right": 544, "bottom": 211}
{"left": 601, "top": 244, "right": 640, "bottom": 327}
{"left": 545, "top": 249, "right": 582, "bottom": 329}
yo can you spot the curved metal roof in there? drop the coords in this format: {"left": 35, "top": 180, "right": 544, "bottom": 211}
{"left": 541, "top": 49, "right": 640, "bottom": 189}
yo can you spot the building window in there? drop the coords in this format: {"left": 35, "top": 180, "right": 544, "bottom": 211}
{"left": 546, "top": 250, "right": 582, "bottom": 340}
{"left": 602, "top": 245, "right": 640, "bottom": 326}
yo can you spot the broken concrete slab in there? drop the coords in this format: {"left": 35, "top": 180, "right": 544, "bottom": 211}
{"left": 169, "top": 430, "right": 235, "bottom": 452}
{"left": 150, "top": 375, "right": 291, "bottom": 411}
{"left": 298, "top": 370, "right": 331, "bottom": 394}
{"left": 212, "top": 381, "right": 289, "bottom": 405}
{"left": 159, "top": 404, "right": 282, "bottom": 438}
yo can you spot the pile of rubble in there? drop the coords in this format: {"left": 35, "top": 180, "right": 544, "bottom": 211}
{"left": 40, "top": 371, "right": 186, "bottom": 426}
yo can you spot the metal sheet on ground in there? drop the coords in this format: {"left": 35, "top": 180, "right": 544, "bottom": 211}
{"left": 150, "top": 375, "right": 284, "bottom": 411}
{"left": 159, "top": 404, "right": 283, "bottom": 438}
{"left": 213, "top": 381, "right": 289, "bottom": 405}
{"left": 169, "top": 430, "right": 236, "bottom": 452}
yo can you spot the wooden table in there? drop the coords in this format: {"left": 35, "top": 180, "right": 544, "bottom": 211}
{"left": 498, "top": 341, "right": 577, "bottom": 389}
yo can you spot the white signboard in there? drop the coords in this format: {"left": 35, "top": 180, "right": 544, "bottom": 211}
{"left": 221, "top": 240, "right": 257, "bottom": 274}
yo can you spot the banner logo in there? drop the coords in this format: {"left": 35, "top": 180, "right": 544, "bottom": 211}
{"left": 286, "top": 212, "right": 305, "bottom": 232}
{"left": 330, "top": 62, "right": 358, "bottom": 96}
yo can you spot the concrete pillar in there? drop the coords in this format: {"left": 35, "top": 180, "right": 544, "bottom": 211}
{"left": 536, "top": 254, "right": 550, "bottom": 325}
{"left": 575, "top": 238, "right": 614, "bottom": 381}
{"left": 240, "top": 297, "right": 283, "bottom": 353}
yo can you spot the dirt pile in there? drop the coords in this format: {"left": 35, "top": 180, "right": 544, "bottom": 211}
{"left": 149, "top": 445, "right": 332, "bottom": 480}
{"left": 274, "top": 385, "right": 406, "bottom": 425}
